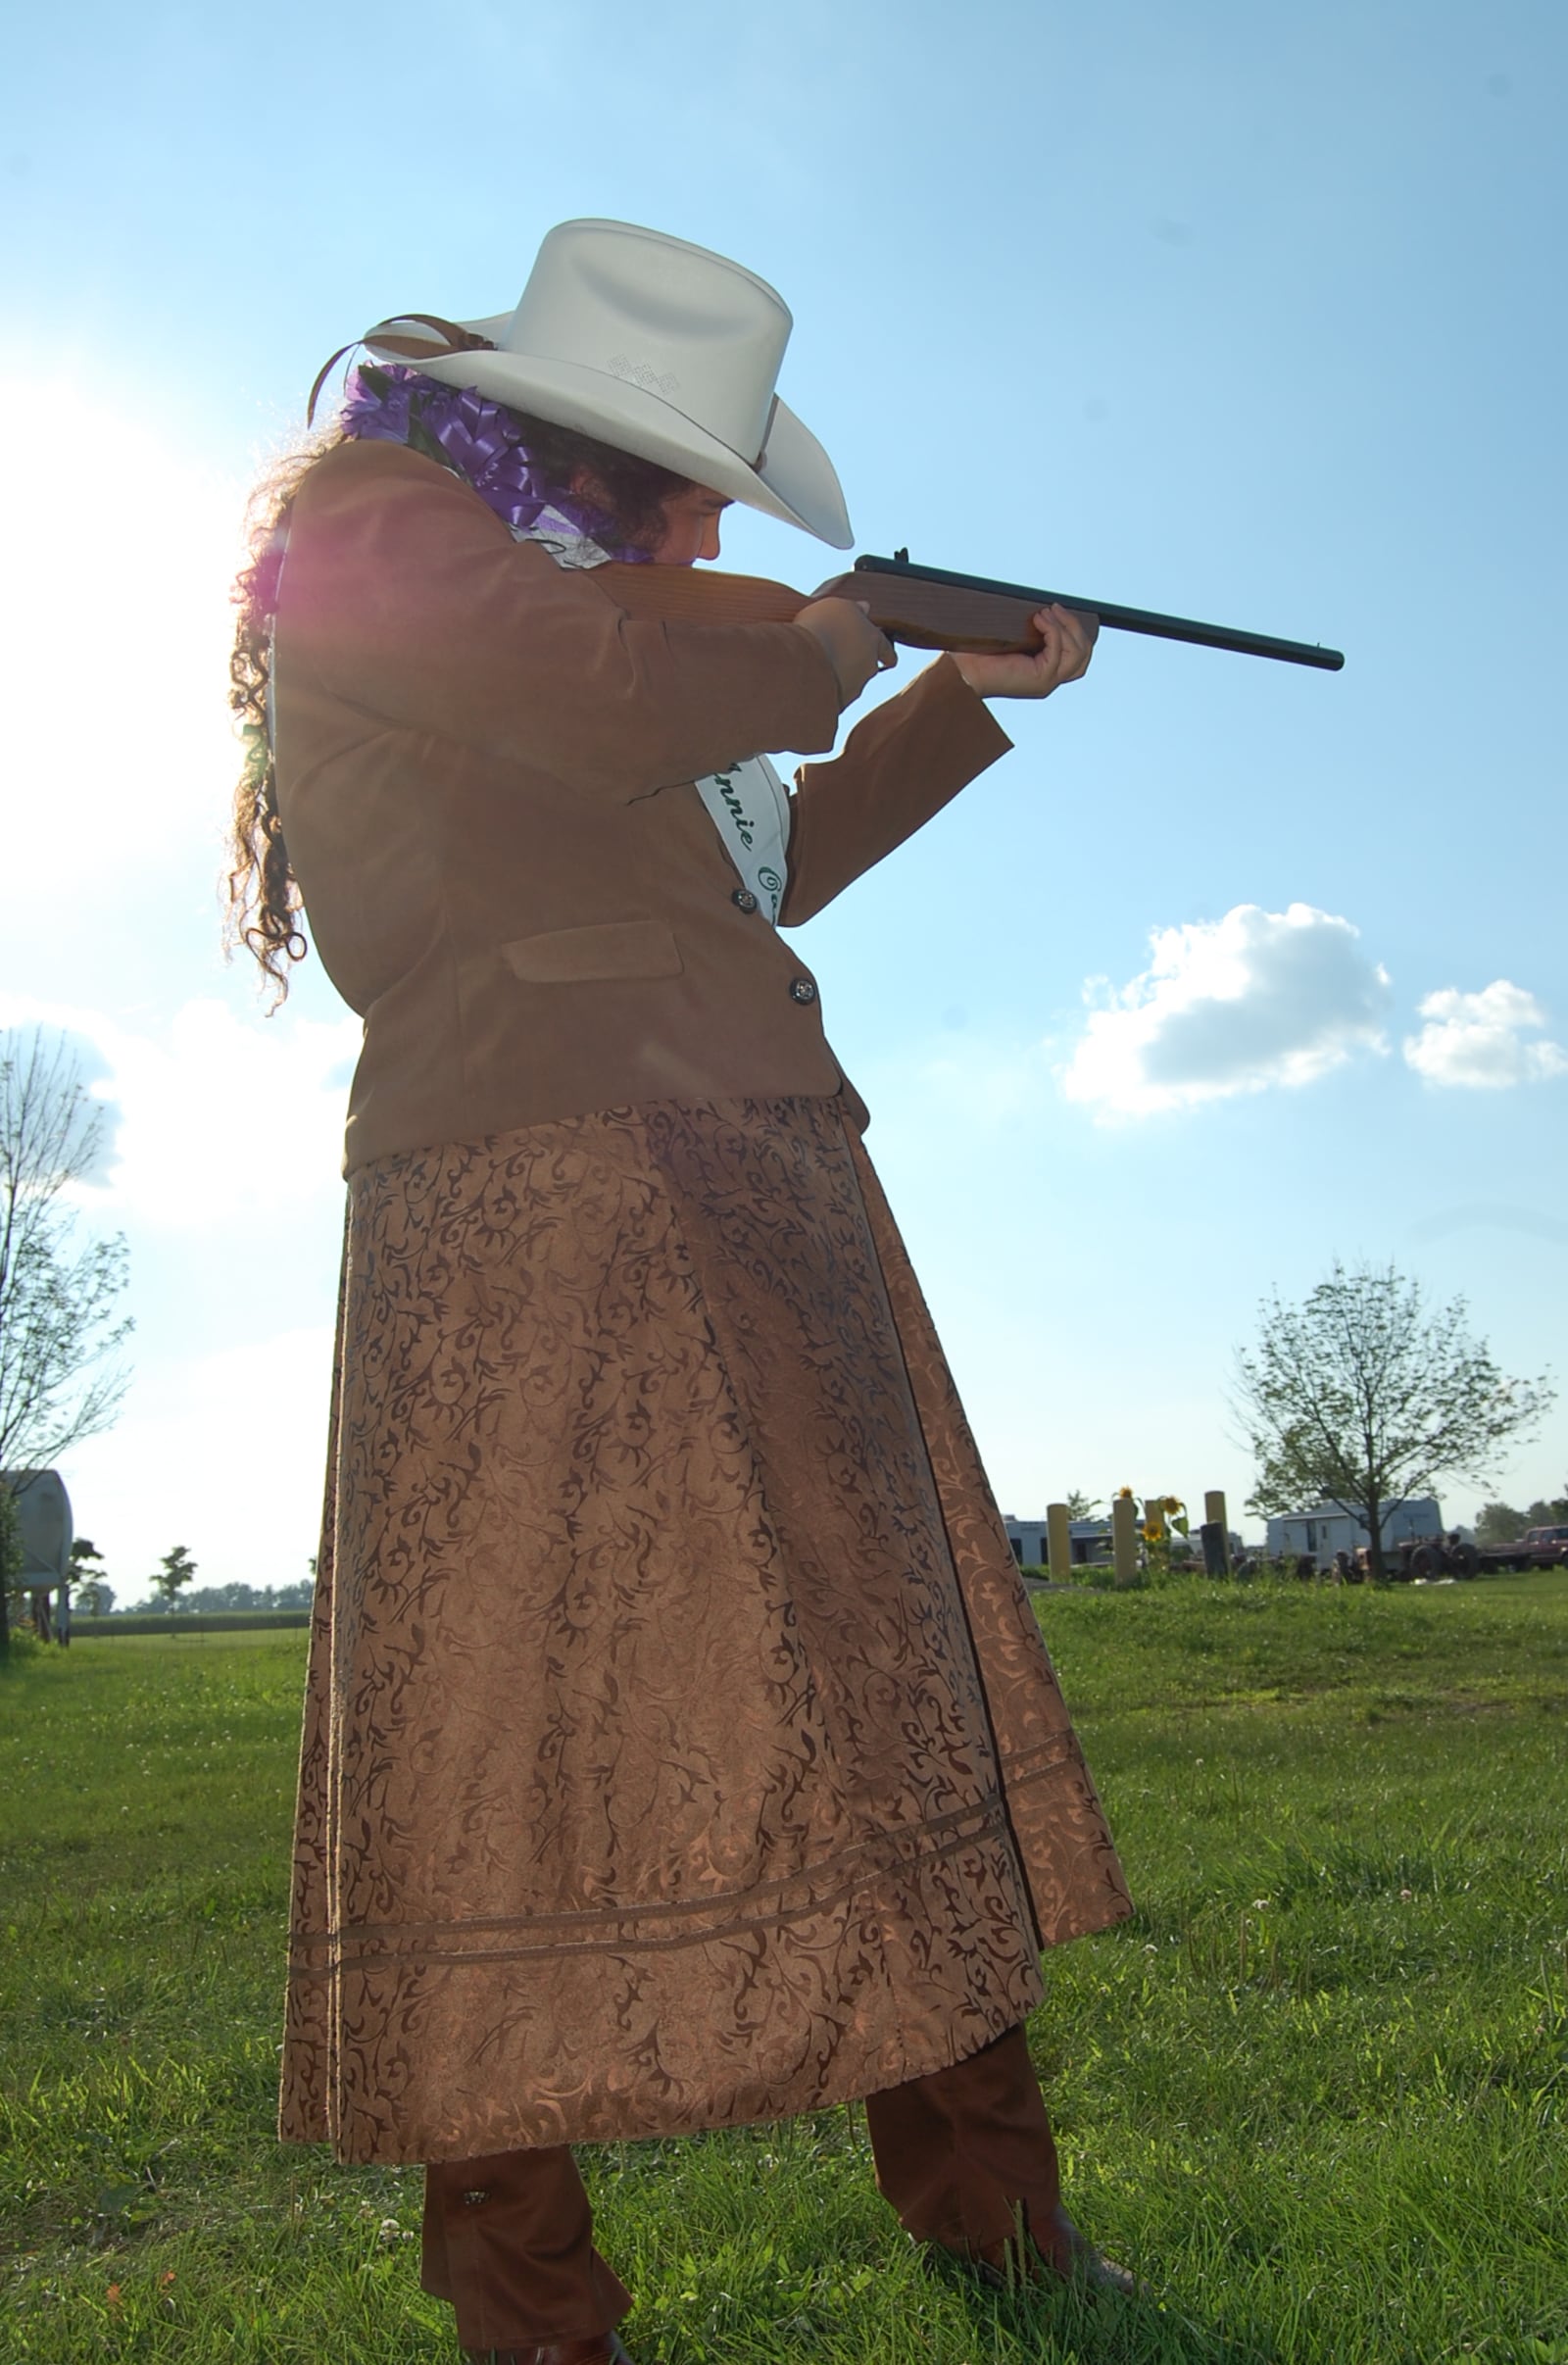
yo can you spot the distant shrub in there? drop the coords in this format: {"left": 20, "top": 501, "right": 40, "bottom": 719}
{"left": 73, "top": 1610, "right": 311, "bottom": 1637}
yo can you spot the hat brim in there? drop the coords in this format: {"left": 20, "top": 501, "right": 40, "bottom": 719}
{"left": 364, "top": 320, "right": 853, "bottom": 550}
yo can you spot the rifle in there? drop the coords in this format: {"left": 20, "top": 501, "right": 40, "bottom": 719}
{"left": 844, "top": 551, "right": 1345, "bottom": 672}
{"left": 596, "top": 548, "right": 1345, "bottom": 672}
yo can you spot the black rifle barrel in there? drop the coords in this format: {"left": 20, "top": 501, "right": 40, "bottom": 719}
{"left": 855, "top": 554, "right": 1345, "bottom": 672}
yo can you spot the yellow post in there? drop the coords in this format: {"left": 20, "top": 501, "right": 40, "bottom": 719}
{"left": 1204, "top": 1490, "right": 1231, "bottom": 1573}
{"left": 1046, "top": 1502, "right": 1073, "bottom": 1586}
{"left": 1111, "top": 1494, "right": 1140, "bottom": 1586}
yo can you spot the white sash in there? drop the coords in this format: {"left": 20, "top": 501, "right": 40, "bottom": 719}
{"left": 693, "top": 757, "right": 790, "bottom": 922}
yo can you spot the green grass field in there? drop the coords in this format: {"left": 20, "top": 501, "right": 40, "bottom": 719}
{"left": 3, "top": 1576, "right": 1565, "bottom": 2364}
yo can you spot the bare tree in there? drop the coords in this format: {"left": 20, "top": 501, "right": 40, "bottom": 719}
{"left": 0, "top": 1029, "right": 132, "bottom": 1657}
{"left": 1235, "top": 1259, "right": 1553, "bottom": 1582}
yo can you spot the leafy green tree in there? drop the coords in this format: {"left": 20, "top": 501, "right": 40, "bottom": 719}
{"left": 1474, "top": 1502, "right": 1527, "bottom": 1547}
{"left": 69, "top": 1537, "right": 111, "bottom": 1615}
{"left": 1062, "top": 1491, "right": 1098, "bottom": 1519}
{"left": 1236, "top": 1260, "right": 1554, "bottom": 1584}
{"left": 1526, "top": 1495, "right": 1568, "bottom": 1527}
{"left": 176, "top": 1580, "right": 314, "bottom": 1613}
{"left": 152, "top": 1546, "right": 198, "bottom": 1610}
{"left": 0, "top": 1029, "right": 132, "bottom": 1658}
{"left": 181, "top": 1582, "right": 263, "bottom": 1612}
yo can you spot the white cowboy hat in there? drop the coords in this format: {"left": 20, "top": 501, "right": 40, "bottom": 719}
{"left": 362, "top": 219, "right": 853, "bottom": 550}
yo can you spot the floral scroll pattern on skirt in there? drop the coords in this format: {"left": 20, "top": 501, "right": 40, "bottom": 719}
{"left": 280, "top": 1096, "right": 1132, "bottom": 2164}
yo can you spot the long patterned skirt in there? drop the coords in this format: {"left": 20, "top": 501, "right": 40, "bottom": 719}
{"left": 280, "top": 1094, "right": 1131, "bottom": 2164}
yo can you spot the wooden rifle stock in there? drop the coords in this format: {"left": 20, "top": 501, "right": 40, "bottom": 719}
{"left": 594, "top": 550, "right": 1345, "bottom": 673}
{"left": 845, "top": 555, "right": 1345, "bottom": 671}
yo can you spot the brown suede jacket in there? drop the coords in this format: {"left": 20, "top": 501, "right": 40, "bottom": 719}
{"left": 272, "top": 441, "right": 1013, "bottom": 1171}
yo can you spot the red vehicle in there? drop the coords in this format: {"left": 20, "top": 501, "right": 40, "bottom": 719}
{"left": 1472, "top": 1524, "right": 1568, "bottom": 1574}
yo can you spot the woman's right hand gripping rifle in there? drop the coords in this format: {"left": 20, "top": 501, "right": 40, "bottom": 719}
{"left": 793, "top": 597, "right": 896, "bottom": 708}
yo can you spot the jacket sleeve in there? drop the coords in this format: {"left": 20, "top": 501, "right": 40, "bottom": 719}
{"left": 277, "top": 442, "right": 843, "bottom": 797}
{"left": 777, "top": 655, "right": 1014, "bottom": 923}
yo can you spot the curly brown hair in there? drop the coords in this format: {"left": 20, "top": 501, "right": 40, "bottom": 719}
{"left": 225, "top": 425, "right": 343, "bottom": 1003}
{"left": 225, "top": 389, "right": 694, "bottom": 1005}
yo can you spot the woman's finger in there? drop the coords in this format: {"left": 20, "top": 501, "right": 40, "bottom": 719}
{"left": 1052, "top": 603, "right": 1097, "bottom": 680}
{"left": 1030, "top": 608, "right": 1063, "bottom": 680}
{"left": 855, "top": 601, "right": 898, "bottom": 671}
{"left": 1034, "top": 609, "right": 1077, "bottom": 688}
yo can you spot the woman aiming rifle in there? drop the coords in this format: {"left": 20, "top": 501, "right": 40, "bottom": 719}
{"left": 230, "top": 218, "right": 1134, "bottom": 2364}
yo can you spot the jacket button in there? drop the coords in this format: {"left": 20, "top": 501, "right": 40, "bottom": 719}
{"left": 789, "top": 978, "right": 817, "bottom": 1006}
{"left": 731, "top": 887, "right": 759, "bottom": 913}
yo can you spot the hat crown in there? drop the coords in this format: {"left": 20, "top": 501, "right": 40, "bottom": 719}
{"left": 503, "top": 221, "right": 791, "bottom": 461}
{"left": 355, "top": 218, "right": 852, "bottom": 546}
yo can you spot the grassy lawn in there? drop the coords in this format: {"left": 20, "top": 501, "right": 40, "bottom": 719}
{"left": 2, "top": 1575, "right": 1565, "bottom": 2363}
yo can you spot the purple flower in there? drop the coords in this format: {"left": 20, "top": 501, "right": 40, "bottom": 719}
{"left": 337, "top": 365, "right": 650, "bottom": 563}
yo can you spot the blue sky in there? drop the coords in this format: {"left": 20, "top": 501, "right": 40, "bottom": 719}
{"left": 3, "top": 0, "right": 1563, "bottom": 1600}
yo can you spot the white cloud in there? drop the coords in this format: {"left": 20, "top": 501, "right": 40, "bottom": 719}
{"left": 1058, "top": 902, "right": 1391, "bottom": 1118}
{"left": 1403, "top": 981, "right": 1568, "bottom": 1089}
{"left": 0, "top": 994, "right": 361, "bottom": 1226}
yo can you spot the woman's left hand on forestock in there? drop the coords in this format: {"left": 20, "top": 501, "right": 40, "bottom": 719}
{"left": 953, "top": 603, "right": 1099, "bottom": 700}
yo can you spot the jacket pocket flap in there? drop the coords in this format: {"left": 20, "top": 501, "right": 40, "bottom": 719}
{"left": 501, "top": 918, "right": 683, "bottom": 985}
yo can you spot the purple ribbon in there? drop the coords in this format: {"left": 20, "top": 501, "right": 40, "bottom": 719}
{"left": 337, "top": 364, "right": 652, "bottom": 562}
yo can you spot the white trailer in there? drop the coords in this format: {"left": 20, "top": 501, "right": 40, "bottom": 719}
{"left": 1265, "top": 1497, "right": 1441, "bottom": 1571}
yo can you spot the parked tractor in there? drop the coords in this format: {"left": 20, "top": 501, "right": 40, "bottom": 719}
{"left": 1383, "top": 1533, "right": 1481, "bottom": 1580}
{"left": 1354, "top": 1525, "right": 1568, "bottom": 1580}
